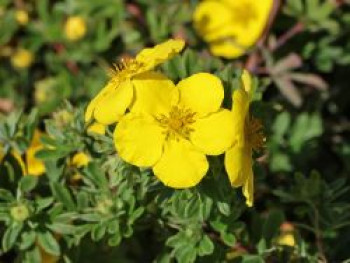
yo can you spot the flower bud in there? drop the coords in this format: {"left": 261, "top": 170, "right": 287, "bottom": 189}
{"left": 10, "top": 204, "right": 29, "bottom": 221}
{"left": 64, "top": 16, "right": 87, "bottom": 41}
{"left": 15, "top": 10, "right": 29, "bottom": 25}
{"left": 11, "top": 48, "right": 34, "bottom": 69}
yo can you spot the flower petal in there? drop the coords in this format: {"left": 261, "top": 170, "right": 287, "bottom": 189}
{"left": 136, "top": 39, "right": 185, "bottom": 71}
{"left": 93, "top": 80, "right": 133, "bottom": 125}
{"left": 85, "top": 81, "right": 114, "bottom": 123}
{"left": 224, "top": 144, "right": 245, "bottom": 187}
{"left": 209, "top": 40, "right": 246, "bottom": 59}
{"left": 153, "top": 138, "right": 208, "bottom": 188}
{"left": 191, "top": 109, "right": 234, "bottom": 155}
{"left": 87, "top": 122, "right": 106, "bottom": 135}
{"left": 193, "top": 1, "right": 236, "bottom": 42}
{"left": 114, "top": 113, "right": 165, "bottom": 167}
{"left": 131, "top": 72, "right": 178, "bottom": 116}
{"left": 242, "top": 151, "right": 254, "bottom": 207}
{"left": 177, "top": 73, "right": 224, "bottom": 116}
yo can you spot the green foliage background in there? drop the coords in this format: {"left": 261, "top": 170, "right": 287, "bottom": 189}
{"left": 1, "top": 0, "right": 350, "bottom": 262}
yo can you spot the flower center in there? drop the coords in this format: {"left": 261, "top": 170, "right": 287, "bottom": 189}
{"left": 109, "top": 57, "right": 144, "bottom": 82}
{"left": 246, "top": 117, "right": 265, "bottom": 152}
{"left": 156, "top": 106, "right": 196, "bottom": 140}
{"left": 231, "top": 2, "right": 258, "bottom": 27}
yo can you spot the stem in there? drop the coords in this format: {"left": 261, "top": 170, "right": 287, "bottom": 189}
{"left": 270, "top": 22, "right": 304, "bottom": 52}
{"left": 310, "top": 203, "right": 327, "bottom": 263}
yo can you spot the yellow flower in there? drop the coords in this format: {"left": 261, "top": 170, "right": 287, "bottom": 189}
{"left": 11, "top": 48, "right": 34, "bottom": 69}
{"left": 224, "top": 70, "right": 265, "bottom": 207}
{"left": 114, "top": 73, "right": 234, "bottom": 188}
{"left": 85, "top": 39, "right": 185, "bottom": 125}
{"left": 193, "top": 0, "right": 273, "bottom": 58}
{"left": 15, "top": 10, "right": 29, "bottom": 25}
{"left": 87, "top": 122, "right": 106, "bottom": 135}
{"left": 64, "top": 16, "right": 87, "bottom": 41}
{"left": 26, "top": 130, "right": 46, "bottom": 176}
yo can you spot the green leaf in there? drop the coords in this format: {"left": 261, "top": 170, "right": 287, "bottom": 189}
{"left": 51, "top": 183, "right": 76, "bottom": 211}
{"left": 19, "top": 231, "right": 36, "bottom": 250}
{"left": 197, "top": 235, "right": 214, "bottom": 256}
{"left": 2, "top": 223, "right": 23, "bottom": 252}
{"left": 19, "top": 175, "right": 38, "bottom": 193}
{"left": 262, "top": 210, "right": 285, "bottom": 243}
{"left": 37, "top": 231, "right": 60, "bottom": 256}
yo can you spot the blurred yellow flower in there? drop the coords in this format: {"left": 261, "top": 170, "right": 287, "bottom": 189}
{"left": 15, "top": 10, "right": 29, "bottom": 25}
{"left": 277, "top": 222, "right": 296, "bottom": 247}
{"left": 39, "top": 245, "right": 59, "bottom": 263}
{"left": 26, "top": 130, "right": 46, "bottom": 176}
{"left": 224, "top": 71, "right": 265, "bottom": 207}
{"left": 11, "top": 48, "right": 34, "bottom": 69}
{"left": 115, "top": 73, "right": 234, "bottom": 188}
{"left": 71, "top": 152, "right": 90, "bottom": 168}
{"left": 87, "top": 122, "right": 106, "bottom": 135}
{"left": 85, "top": 39, "right": 185, "bottom": 125}
{"left": 69, "top": 152, "right": 90, "bottom": 181}
{"left": 193, "top": 0, "right": 273, "bottom": 58}
{"left": 64, "top": 16, "right": 87, "bottom": 41}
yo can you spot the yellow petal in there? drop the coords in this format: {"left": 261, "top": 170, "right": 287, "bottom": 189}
{"left": 114, "top": 113, "right": 165, "bottom": 167}
{"left": 26, "top": 130, "right": 45, "bottom": 176}
{"left": 26, "top": 146, "right": 45, "bottom": 176}
{"left": 225, "top": 0, "right": 273, "bottom": 48}
{"left": 242, "top": 152, "right": 254, "bottom": 207}
{"left": 87, "top": 122, "right": 106, "bottom": 135}
{"left": 93, "top": 80, "right": 133, "bottom": 125}
{"left": 209, "top": 40, "right": 246, "bottom": 59}
{"left": 85, "top": 81, "right": 115, "bottom": 123}
{"left": 277, "top": 234, "right": 295, "bottom": 247}
{"left": 136, "top": 39, "right": 185, "bottom": 71}
{"left": 241, "top": 69, "right": 254, "bottom": 98}
{"left": 193, "top": 1, "right": 236, "bottom": 42}
{"left": 224, "top": 144, "right": 245, "bottom": 187}
{"left": 191, "top": 109, "right": 234, "bottom": 155}
{"left": 131, "top": 72, "right": 178, "bottom": 116}
{"left": 71, "top": 152, "right": 90, "bottom": 168}
{"left": 177, "top": 73, "right": 224, "bottom": 117}
{"left": 153, "top": 138, "right": 208, "bottom": 188}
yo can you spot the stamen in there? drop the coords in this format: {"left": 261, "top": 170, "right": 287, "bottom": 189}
{"left": 156, "top": 106, "right": 196, "bottom": 140}
{"left": 108, "top": 57, "right": 144, "bottom": 83}
{"left": 246, "top": 116, "right": 265, "bottom": 152}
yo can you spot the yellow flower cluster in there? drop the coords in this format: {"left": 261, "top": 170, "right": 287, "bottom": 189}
{"left": 86, "top": 39, "right": 265, "bottom": 206}
{"left": 193, "top": 0, "right": 273, "bottom": 58}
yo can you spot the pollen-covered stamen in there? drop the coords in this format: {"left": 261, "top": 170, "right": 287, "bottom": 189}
{"left": 246, "top": 116, "right": 265, "bottom": 152}
{"left": 156, "top": 106, "right": 196, "bottom": 140}
{"left": 108, "top": 57, "right": 144, "bottom": 83}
